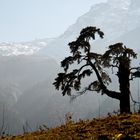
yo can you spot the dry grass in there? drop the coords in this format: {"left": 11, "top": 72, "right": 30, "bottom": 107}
{"left": 0, "top": 113, "right": 140, "bottom": 140}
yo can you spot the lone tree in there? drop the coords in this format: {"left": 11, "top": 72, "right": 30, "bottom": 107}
{"left": 53, "top": 26, "right": 138, "bottom": 114}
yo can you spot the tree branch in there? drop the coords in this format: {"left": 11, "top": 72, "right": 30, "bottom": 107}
{"left": 110, "top": 64, "right": 119, "bottom": 68}
{"left": 87, "top": 59, "right": 121, "bottom": 100}
{"left": 88, "top": 60, "right": 104, "bottom": 86}
{"left": 102, "top": 88, "right": 121, "bottom": 100}
{"left": 77, "top": 64, "right": 90, "bottom": 76}
{"left": 130, "top": 66, "right": 140, "bottom": 71}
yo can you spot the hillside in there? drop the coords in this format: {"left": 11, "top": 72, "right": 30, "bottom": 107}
{"left": 0, "top": 113, "right": 140, "bottom": 140}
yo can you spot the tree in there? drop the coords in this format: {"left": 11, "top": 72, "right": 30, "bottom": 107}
{"left": 53, "top": 26, "right": 137, "bottom": 114}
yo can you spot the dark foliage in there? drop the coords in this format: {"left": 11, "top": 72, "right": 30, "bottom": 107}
{"left": 53, "top": 26, "right": 138, "bottom": 113}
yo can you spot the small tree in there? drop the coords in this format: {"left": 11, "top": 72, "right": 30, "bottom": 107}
{"left": 53, "top": 26, "right": 137, "bottom": 114}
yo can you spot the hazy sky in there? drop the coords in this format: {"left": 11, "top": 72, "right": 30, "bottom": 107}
{"left": 0, "top": 0, "right": 107, "bottom": 42}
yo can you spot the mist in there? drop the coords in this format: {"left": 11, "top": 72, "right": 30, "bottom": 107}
{"left": 0, "top": 0, "right": 140, "bottom": 135}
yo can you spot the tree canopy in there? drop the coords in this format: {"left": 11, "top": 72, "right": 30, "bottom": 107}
{"left": 53, "top": 26, "right": 138, "bottom": 113}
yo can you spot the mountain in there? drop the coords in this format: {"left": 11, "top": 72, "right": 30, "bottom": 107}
{"left": 0, "top": 0, "right": 140, "bottom": 134}
{"left": 0, "top": 0, "right": 140, "bottom": 59}
{"left": 39, "top": 0, "right": 140, "bottom": 61}
{"left": 0, "top": 56, "right": 59, "bottom": 134}
{"left": 0, "top": 38, "right": 54, "bottom": 56}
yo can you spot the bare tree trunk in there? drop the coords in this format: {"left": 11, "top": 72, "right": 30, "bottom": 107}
{"left": 120, "top": 92, "right": 130, "bottom": 113}
{"left": 118, "top": 61, "right": 131, "bottom": 113}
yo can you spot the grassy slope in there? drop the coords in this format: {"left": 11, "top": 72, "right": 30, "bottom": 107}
{"left": 0, "top": 113, "right": 140, "bottom": 140}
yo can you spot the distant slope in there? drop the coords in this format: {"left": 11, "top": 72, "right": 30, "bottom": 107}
{"left": 0, "top": 56, "right": 59, "bottom": 134}
{"left": 114, "top": 26, "right": 140, "bottom": 52}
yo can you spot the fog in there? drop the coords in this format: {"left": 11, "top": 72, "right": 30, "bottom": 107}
{"left": 0, "top": 0, "right": 140, "bottom": 135}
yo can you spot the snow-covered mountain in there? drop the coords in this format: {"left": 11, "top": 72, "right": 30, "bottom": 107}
{"left": 0, "top": 0, "right": 140, "bottom": 58}
{"left": 0, "top": 38, "right": 54, "bottom": 56}
{"left": 39, "top": 0, "right": 140, "bottom": 60}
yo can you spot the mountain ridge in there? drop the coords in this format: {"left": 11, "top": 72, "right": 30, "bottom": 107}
{"left": 0, "top": 0, "right": 140, "bottom": 57}
{"left": 39, "top": 0, "right": 140, "bottom": 60}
